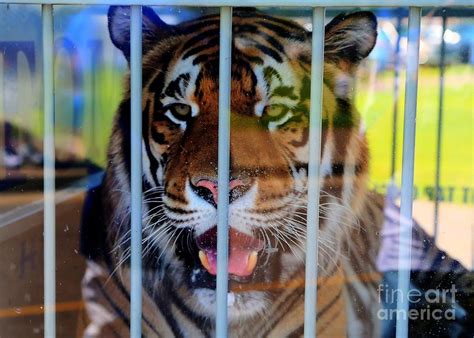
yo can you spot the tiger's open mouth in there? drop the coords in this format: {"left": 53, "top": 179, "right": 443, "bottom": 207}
{"left": 195, "top": 227, "right": 264, "bottom": 281}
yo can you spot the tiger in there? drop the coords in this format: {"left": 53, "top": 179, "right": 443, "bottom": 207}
{"left": 80, "top": 6, "right": 473, "bottom": 338}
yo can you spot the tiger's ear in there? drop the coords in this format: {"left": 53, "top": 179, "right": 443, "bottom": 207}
{"left": 324, "top": 11, "right": 377, "bottom": 68}
{"left": 108, "top": 6, "right": 174, "bottom": 62}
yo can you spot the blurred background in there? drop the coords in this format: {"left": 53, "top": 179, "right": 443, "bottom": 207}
{"left": 0, "top": 5, "right": 472, "bottom": 337}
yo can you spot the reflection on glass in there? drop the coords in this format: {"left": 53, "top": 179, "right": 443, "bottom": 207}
{"left": 0, "top": 4, "right": 124, "bottom": 337}
{"left": 0, "top": 6, "right": 45, "bottom": 337}
{"left": 0, "top": 5, "right": 472, "bottom": 338}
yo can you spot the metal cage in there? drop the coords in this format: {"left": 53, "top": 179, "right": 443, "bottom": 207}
{"left": 0, "top": 1, "right": 472, "bottom": 337}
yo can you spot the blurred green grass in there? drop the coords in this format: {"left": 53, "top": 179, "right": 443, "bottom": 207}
{"left": 53, "top": 65, "right": 124, "bottom": 164}
{"left": 356, "top": 64, "right": 473, "bottom": 204}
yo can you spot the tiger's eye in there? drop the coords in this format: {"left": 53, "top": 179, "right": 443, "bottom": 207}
{"left": 169, "top": 103, "right": 192, "bottom": 120}
{"left": 262, "top": 105, "right": 289, "bottom": 120}
{"left": 264, "top": 105, "right": 285, "bottom": 117}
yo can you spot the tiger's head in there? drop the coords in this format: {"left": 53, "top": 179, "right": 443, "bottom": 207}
{"left": 105, "top": 6, "right": 377, "bottom": 323}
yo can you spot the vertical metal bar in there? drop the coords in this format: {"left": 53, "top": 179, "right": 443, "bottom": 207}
{"left": 216, "top": 6, "right": 232, "bottom": 338}
{"left": 42, "top": 4, "right": 56, "bottom": 338}
{"left": 0, "top": 50, "right": 4, "bottom": 178}
{"left": 304, "top": 7, "right": 325, "bottom": 338}
{"left": 471, "top": 225, "right": 474, "bottom": 271}
{"left": 390, "top": 13, "right": 403, "bottom": 180}
{"left": 433, "top": 12, "right": 447, "bottom": 242}
{"left": 395, "top": 7, "right": 421, "bottom": 338}
{"left": 130, "top": 5, "right": 143, "bottom": 338}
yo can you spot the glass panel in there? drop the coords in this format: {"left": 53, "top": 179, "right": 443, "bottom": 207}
{"left": 1, "top": 5, "right": 472, "bottom": 338}
{"left": 0, "top": 4, "right": 126, "bottom": 337}
{"left": 356, "top": 7, "right": 474, "bottom": 337}
{"left": 53, "top": 5, "right": 126, "bottom": 336}
{"left": 0, "top": 4, "right": 44, "bottom": 337}
{"left": 0, "top": 5, "right": 43, "bottom": 212}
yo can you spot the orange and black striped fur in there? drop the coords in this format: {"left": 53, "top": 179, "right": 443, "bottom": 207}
{"left": 80, "top": 6, "right": 471, "bottom": 337}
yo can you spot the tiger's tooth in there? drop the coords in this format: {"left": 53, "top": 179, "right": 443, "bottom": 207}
{"left": 199, "top": 250, "right": 211, "bottom": 271}
{"left": 247, "top": 251, "right": 258, "bottom": 273}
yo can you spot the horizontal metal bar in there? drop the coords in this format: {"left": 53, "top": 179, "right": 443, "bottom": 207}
{"left": 304, "top": 6, "right": 325, "bottom": 338}
{"left": 0, "top": 0, "right": 472, "bottom": 6}
{"left": 42, "top": 4, "right": 56, "bottom": 338}
{"left": 215, "top": 6, "right": 232, "bottom": 338}
{"left": 395, "top": 6, "right": 421, "bottom": 338}
{"left": 130, "top": 5, "right": 143, "bottom": 338}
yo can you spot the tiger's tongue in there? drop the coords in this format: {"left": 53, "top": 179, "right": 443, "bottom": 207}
{"left": 197, "top": 228, "right": 263, "bottom": 277}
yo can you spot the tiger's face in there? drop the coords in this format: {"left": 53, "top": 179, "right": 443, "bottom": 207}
{"left": 107, "top": 7, "right": 377, "bottom": 322}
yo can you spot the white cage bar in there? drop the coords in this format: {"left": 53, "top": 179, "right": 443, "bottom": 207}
{"left": 304, "top": 7, "right": 325, "bottom": 338}
{"left": 130, "top": 5, "right": 143, "bottom": 338}
{"left": 42, "top": 4, "right": 56, "bottom": 338}
{"left": 216, "top": 6, "right": 232, "bottom": 337}
{"left": 0, "top": 1, "right": 469, "bottom": 337}
{"left": 395, "top": 7, "right": 421, "bottom": 338}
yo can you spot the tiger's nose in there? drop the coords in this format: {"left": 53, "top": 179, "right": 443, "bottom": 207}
{"left": 190, "top": 178, "right": 246, "bottom": 207}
